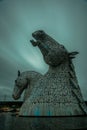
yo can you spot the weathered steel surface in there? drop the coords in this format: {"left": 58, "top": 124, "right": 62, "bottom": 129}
{"left": 12, "top": 71, "right": 42, "bottom": 101}
{"left": 13, "top": 30, "right": 87, "bottom": 116}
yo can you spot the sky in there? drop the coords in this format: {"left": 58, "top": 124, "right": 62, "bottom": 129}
{"left": 0, "top": 0, "right": 87, "bottom": 101}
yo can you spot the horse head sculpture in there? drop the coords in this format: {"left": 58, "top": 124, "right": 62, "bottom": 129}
{"left": 12, "top": 70, "right": 42, "bottom": 101}
{"left": 12, "top": 70, "right": 28, "bottom": 100}
{"left": 12, "top": 30, "right": 87, "bottom": 116}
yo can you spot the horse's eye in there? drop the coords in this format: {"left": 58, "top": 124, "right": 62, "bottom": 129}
{"left": 15, "top": 80, "right": 17, "bottom": 83}
{"left": 40, "top": 30, "right": 43, "bottom": 33}
{"left": 39, "top": 30, "right": 44, "bottom": 34}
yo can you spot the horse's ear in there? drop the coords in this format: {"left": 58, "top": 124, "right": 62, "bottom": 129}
{"left": 18, "top": 70, "right": 21, "bottom": 76}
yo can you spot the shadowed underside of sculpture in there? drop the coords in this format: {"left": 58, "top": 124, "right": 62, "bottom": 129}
{"left": 13, "top": 30, "right": 87, "bottom": 116}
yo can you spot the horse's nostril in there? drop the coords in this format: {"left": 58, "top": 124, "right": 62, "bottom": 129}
{"left": 12, "top": 94, "right": 19, "bottom": 100}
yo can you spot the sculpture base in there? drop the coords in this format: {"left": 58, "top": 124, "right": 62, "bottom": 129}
{"left": 19, "top": 102, "right": 87, "bottom": 116}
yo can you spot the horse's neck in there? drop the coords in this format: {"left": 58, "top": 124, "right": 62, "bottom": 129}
{"left": 24, "top": 71, "right": 42, "bottom": 81}
{"left": 23, "top": 71, "right": 32, "bottom": 81}
{"left": 46, "top": 61, "right": 69, "bottom": 75}
{"left": 23, "top": 84, "right": 32, "bottom": 101}
{"left": 45, "top": 61, "right": 78, "bottom": 82}
{"left": 23, "top": 71, "right": 42, "bottom": 101}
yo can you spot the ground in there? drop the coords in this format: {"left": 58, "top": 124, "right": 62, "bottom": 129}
{"left": 0, "top": 112, "right": 87, "bottom": 130}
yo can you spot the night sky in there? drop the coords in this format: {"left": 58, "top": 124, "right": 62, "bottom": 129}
{"left": 0, "top": 0, "right": 87, "bottom": 101}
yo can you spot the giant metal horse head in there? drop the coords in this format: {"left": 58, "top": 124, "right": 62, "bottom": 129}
{"left": 12, "top": 70, "right": 42, "bottom": 101}
{"left": 30, "top": 30, "right": 79, "bottom": 67}
{"left": 12, "top": 70, "right": 28, "bottom": 100}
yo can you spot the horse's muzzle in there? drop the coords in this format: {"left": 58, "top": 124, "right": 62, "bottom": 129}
{"left": 12, "top": 94, "right": 20, "bottom": 100}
